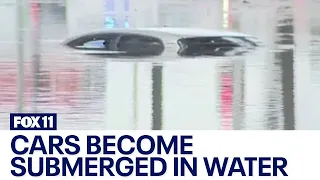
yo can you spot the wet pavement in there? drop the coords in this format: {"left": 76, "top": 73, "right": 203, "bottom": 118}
{"left": 0, "top": 0, "right": 320, "bottom": 130}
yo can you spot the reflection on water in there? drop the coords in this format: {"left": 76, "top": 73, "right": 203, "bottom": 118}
{"left": 0, "top": 0, "right": 320, "bottom": 130}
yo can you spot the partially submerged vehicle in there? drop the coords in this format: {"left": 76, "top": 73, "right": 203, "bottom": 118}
{"left": 63, "top": 27, "right": 262, "bottom": 58}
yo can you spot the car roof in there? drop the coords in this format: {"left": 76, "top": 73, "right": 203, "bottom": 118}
{"left": 75, "top": 27, "right": 253, "bottom": 38}
{"left": 137, "top": 27, "right": 252, "bottom": 37}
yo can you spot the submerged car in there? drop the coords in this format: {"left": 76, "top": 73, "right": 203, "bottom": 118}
{"left": 63, "top": 27, "right": 262, "bottom": 58}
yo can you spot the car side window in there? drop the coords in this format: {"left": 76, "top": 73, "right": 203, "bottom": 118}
{"left": 77, "top": 37, "right": 113, "bottom": 50}
{"left": 82, "top": 40, "right": 108, "bottom": 49}
{"left": 117, "top": 34, "right": 164, "bottom": 56}
{"left": 65, "top": 33, "right": 119, "bottom": 51}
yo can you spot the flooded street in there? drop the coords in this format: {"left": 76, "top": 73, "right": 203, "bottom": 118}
{"left": 0, "top": 0, "right": 320, "bottom": 130}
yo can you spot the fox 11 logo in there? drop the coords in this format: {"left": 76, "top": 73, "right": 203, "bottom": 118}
{"left": 10, "top": 113, "right": 57, "bottom": 130}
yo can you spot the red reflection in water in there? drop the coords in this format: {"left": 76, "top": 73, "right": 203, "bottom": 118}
{"left": 220, "top": 73, "right": 233, "bottom": 130}
{"left": 0, "top": 64, "right": 81, "bottom": 107}
{"left": 0, "top": 64, "right": 33, "bottom": 106}
{"left": 53, "top": 69, "right": 80, "bottom": 106}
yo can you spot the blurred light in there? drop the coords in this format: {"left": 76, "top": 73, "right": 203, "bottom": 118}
{"left": 124, "top": 16, "right": 130, "bottom": 28}
{"left": 30, "top": 1, "right": 40, "bottom": 28}
{"left": 105, "top": 16, "right": 117, "bottom": 28}
{"left": 104, "top": 0, "right": 130, "bottom": 28}
{"left": 222, "top": 0, "right": 229, "bottom": 28}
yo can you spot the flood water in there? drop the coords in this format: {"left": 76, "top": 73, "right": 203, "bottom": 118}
{"left": 0, "top": 0, "right": 319, "bottom": 130}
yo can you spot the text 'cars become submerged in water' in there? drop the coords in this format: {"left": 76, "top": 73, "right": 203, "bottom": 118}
{"left": 63, "top": 27, "right": 263, "bottom": 58}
